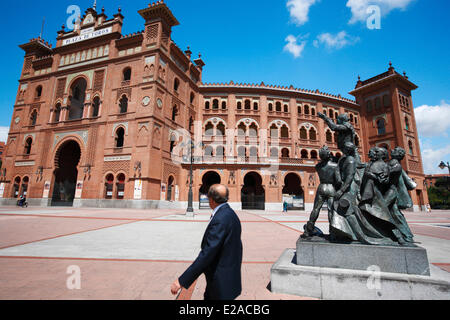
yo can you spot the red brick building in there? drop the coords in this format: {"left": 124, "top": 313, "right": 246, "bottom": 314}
{"left": 0, "top": 2, "right": 429, "bottom": 211}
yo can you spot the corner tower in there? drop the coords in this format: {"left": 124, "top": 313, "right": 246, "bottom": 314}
{"left": 350, "top": 63, "right": 428, "bottom": 211}
{"left": 138, "top": 1, "right": 180, "bottom": 51}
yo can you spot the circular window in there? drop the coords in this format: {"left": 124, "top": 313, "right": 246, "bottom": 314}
{"left": 157, "top": 98, "right": 163, "bottom": 109}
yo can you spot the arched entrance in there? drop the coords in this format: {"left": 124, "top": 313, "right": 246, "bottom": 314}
{"left": 199, "top": 171, "right": 221, "bottom": 209}
{"left": 241, "top": 172, "right": 265, "bottom": 210}
{"left": 282, "top": 173, "right": 304, "bottom": 211}
{"left": 51, "top": 140, "right": 81, "bottom": 207}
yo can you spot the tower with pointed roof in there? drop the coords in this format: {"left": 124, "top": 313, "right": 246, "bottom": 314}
{"left": 350, "top": 62, "right": 428, "bottom": 210}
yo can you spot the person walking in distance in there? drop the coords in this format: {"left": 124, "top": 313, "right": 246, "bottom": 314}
{"left": 171, "top": 184, "right": 243, "bottom": 300}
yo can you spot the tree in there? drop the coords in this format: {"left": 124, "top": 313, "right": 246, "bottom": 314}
{"left": 427, "top": 178, "right": 450, "bottom": 209}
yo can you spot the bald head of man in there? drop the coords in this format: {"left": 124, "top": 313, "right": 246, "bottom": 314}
{"left": 208, "top": 184, "right": 229, "bottom": 210}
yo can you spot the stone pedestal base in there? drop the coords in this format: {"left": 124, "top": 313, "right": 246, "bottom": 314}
{"left": 296, "top": 237, "right": 430, "bottom": 276}
{"left": 271, "top": 249, "right": 450, "bottom": 300}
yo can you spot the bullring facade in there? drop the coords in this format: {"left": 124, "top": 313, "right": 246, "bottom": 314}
{"left": 0, "top": 2, "right": 429, "bottom": 211}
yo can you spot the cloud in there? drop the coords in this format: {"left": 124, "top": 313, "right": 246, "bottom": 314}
{"left": 313, "top": 31, "right": 360, "bottom": 50}
{"left": 287, "top": 0, "right": 319, "bottom": 26}
{"left": 346, "top": 0, "right": 414, "bottom": 24}
{"left": 0, "top": 127, "right": 9, "bottom": 143}
{"left": 414, "top": 101, "right": 450, "bottom": 138}
{"left": 421, "top": 144, "right": 450, "bottom": 175}
{"left": 284, "top": 35, "right": 307, "bottom": 58}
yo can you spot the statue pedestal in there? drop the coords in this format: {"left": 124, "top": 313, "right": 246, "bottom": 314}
{"left": 296, "top": 237, "right": 430, "bottom": 276}
{"left": 270, "top": 239, "right": 450, "bottom": 300}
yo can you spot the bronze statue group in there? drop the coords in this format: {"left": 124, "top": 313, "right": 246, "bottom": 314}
{"left": 302, "top": 112, "right": 417, "bottom": 247}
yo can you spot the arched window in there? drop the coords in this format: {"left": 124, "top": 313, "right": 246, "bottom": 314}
{"left": 115, "top": 127, "right": 125, "bottom": 148}
{"left": 217, "top": 123, "right": 225, "bottom": 136}
{"left": 310, "top": 150, "right": 318, "bottom": 159}
{"left": 171, "top": 105, "right": 178, "bottom": 121}
{"left": 377, "top": 118, "right": 386, "bottom": 135}
{"left": 22, "top": 176, "right": 29, "bottom": 196}
{"left": 311, "top": 108, "right": 316, "bottom": 116}
{"left": 254, "top": 102, "right": 259, "bottom": 111}
{"left": 119, "top": 95, "right": 128, "bottom": 114}
{"left": 116, "top": 173, "right": 126, "bottom": 200}
{"left": 92, "top": 96, "right": 100, "bottom": 118}
{"left": 216, "top": 146, "right": 225, "bottom": 159}
{"left": 280, "top": 125, "right": 289, "bottom": 138}
{"left": 54, "top": 103, "right": 61, "bottom": 123}
{"left": 30, "top": 110, "right": 38, "bottom": 126}
{"left": 301, "top": 149, "right": 309, "bottom": 159}
{"left": 105, "top": 174, "right": 114, "bottom": 199}
{"left": 304, "top": 105, "right": 310, "bottom": 115}
{"left": 268, "top": 103, "right": 273, "bottom": 112}
{"left": 237, "top": 101, "right": 242, "bottom": 110}
{"left": 69, "top": 78, "right": 87, "bottom": 120}
{"left": 309, "top": 128, "right": 317, "bottom": 141}
{"left": 222, "top": 101, "right": 227, "bottom": 110}
{"left": 300, "top": 127, "right": 308, "bottom": 140}
{"left": 284, "top": 104, "right": 289, "bottom": 113}
{"left": 169, "top": 134, "right": 177, "bottom": 153}
{"left": 270, "top": 124, "right": 279, "bottom": 138}
{"left": 189, "top": 117, "right": 194, "bottom": 132}
{"left": 405, "top": 117, "right": 410, "bottom": 131}
{"left": 174, "top": 78, "right": 180, "bottom": 92}
{"left": 238, "top": 146, "right": 246, "bottom": 157}
{"left": 35, "top": 86, "right": 42, "bottom": 99}
{"left": 276, "top": 102, "right": 282, "bottom": 112}
{"left": 326, "top": 130, "right": 333, "bottom": 143}
{"left": 123, "top": 67, "right": 131, "bottom": 81}
{"left": 205, "top": 101, "right": 210, "bottom": 110}
{"left": 190, "top": 92, "right": 195, "bottom": 104}
{"left": 298, "top": 106, "right": 302, "bottom": 114}
{"left": 249, "top": 123, "right": 258, "bottom": 137}
{"left": 249, "top": 147, "right": 258, "bottom": 158}
{"left": 205, "top": 146, "right": 214, "bottom": 157}
{"left": 245, "top": 99, "right": 251, "bottom": 110}
{"left": 350, "top": 114, "right": 354, "bottom": 122}
{"left": 205, "top": 123, "right": 214, "bottom": 136}
{"left": 281, "top": 148, "right": 290, "bottom": 158}
{"left": 329, "top": 109, "right": 334, "bottom": 118}
{"left": 24, "top": 137, "right": 32, "bottom": 155}
{"left": 212, "top": 99, "right": 219, "bottom": 109}
{"left": 408, "top": 141, "right": 414, "bottom": 155}
{"left": 238, "top": 123, "right": 246, "bottom": 136}
{"left": 13, "top": 177, "right": 21, "bottom": 198}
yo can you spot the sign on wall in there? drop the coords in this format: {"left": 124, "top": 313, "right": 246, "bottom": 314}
{"left": 75, "top": 181, "right": 83, "bottom": 199}
{"left": 42, "top": 181, "right": 51, "bottom": 198}
{"left": 134, "top": 180, "right": 143, "bottom": 200}
{"left": 160, "top": 183, "right": 166, "bottom": 201}
{"left": 62, "top": 27, "right": 113, "bottom": 46}
{"left": 175, "top": 185, "right": 179, "bottom": 202}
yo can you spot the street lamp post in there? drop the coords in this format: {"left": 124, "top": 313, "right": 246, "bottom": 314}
{"left": 438, "top": 161, "right": 450, "bottom": 175}
{"left": 186, "top": 140, "right": 194, "bottom": 216}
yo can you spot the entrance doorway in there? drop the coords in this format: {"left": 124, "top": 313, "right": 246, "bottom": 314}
{"left": 282, "top": 173, "right": 304, "bottom": 210}
{"left": 199, "top": 171, "right": 221, "bottom": 209}
{"left": 51, "top": 140, "right": 81, "bottom": 207}
{"left": 241, "top": 172, "right": 265, "bottom": 210}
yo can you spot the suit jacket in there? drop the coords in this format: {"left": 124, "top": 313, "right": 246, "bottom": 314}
{"left": 179, "top": 203, "right": 243, "bottom": 300}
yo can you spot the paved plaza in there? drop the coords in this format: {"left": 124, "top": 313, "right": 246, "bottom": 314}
{"left": 0, "top": 205, "right": 448, "bottom": 300}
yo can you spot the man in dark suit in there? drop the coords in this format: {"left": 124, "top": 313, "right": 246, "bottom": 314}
{"left": 171, "top": 184, "right": 243, "bottom": 300}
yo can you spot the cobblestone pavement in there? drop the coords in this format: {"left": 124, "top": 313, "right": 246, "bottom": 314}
{"left": 0, "top": 206, "right": 448, "bottom": 300}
